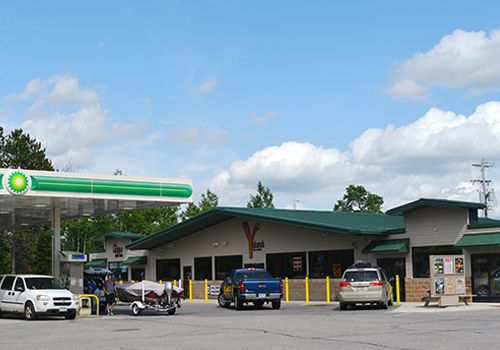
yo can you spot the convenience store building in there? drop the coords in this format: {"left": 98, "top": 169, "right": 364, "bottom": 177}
{"left": 109, "top": 198, "right": 500, "bottom": 302}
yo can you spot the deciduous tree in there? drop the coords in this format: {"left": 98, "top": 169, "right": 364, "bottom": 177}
{"left": 334, "top": 185, "right": 384, "bottom": 213}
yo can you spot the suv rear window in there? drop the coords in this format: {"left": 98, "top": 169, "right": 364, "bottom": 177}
{"left": 343, "top": 270, "right": 379, "bottom": 282}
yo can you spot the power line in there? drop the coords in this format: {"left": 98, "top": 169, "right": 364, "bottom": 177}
{"left": 471, "top": 158, "right": 495, "bottom": 217}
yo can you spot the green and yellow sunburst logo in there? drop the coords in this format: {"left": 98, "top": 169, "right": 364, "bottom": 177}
{"left": 6, "top": 171, "right": 31, "bottom": 195}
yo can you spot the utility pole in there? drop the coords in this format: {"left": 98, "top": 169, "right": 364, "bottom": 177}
{"left": 471, "top": 159, "right": 494, "bottom": 217}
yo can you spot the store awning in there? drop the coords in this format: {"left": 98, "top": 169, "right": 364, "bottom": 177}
{"left": 85, "top": 259, "right": 107, "bottom": 268}
{"left": 362, "top": 238, "right": 409, "bottom": 254}
{"left": 455, "top": 232, "right": 500, "bottom": 248}
{"left": 121, "top": 256, "right": 148, "bottom": 266}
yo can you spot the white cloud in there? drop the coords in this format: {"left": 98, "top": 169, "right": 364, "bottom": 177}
{"left": 3, "top": 75, "right": 149, "bottom": 170}
{"left": 351, "top": 101, "right": 500, "bottom": 168}
{"left": 385, "top": 29, "right": 500, "bottom": 99}
{"left": 383, "top": 79, "right": 429, "bottom": 101}
{"left": 192, "top": 78, "right": 218, "bottom": 95}
{"left": 209, "top": 102, "right": 500, "bottom": 212}
{"left": 251, "top": 111, "right": 277, "bottom": 126}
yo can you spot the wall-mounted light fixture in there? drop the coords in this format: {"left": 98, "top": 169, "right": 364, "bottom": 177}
{"left": 212, "top": 241, "right": 219, "bottom": 247}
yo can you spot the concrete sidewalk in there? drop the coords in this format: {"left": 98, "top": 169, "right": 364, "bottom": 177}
{"left": 184, "top": 298, "right": 500, "bottom": 312}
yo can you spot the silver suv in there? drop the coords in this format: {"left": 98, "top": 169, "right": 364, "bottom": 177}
{"left": 339, "top": 261, "right": 393, "bottom": 310}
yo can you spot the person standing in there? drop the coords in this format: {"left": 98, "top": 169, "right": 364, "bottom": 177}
{"left": 104, "top": 274, "right": 117, "bottom": 316}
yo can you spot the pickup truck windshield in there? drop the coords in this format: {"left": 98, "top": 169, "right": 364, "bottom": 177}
{"left": 235, "top": 270, "right": 271, "bottom": 280}
{"left": 25, "top": 277, "right": 65, "bottom": 290}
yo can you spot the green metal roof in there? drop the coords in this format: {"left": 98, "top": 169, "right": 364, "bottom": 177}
{"left": 94, "top": 231, "right": 143, "bottom": 242}
{"left": 85, "top": 259, "right": 107, "bottom": 268}
{"left": 386, "top": 198, "right": 485, "bottom": 216}
{"left": 128, "top": 207, "right": 405, "bottom": 250}
{"left": 121, "top": 256, "right": 148, "bottom": 266}
{"left": 468, "top": 217, "right": 500, "bottom": 229}
{"left": 455, "top": 232, "right": 500, "bottom": 248}
{"left": 362, "top": 239, "right": 409, "bottom": 254}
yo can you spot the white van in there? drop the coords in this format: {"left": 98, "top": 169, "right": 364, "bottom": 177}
{"left": 0, "top": 274, "right": 79, "bottom": 320}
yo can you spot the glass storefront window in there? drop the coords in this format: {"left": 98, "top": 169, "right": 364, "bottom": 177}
{"left": 194, "top": 256, "right": 213, "bottom": 281}
{"left": 156, "top": 258, "right": 181, "bottom": 281}
{"left": 472, "top": 253, "right": 500, "bottom": 300}
{"left": 412, "top": 246, "right": 461, "bottom": 278}
{"left": 108, "top": 261, "right": 128, "bottom": 281}
{"left": 266, "top": 252, "right": 306, "bottom": 279}
{"left": 131, "top": 267, "right": 145, "bottom": 281}
{"left": 308, "top": 250, "right": 354, "bottom": 278}
{"left": 215, "top": 255, "right": 242, "bottom": 280}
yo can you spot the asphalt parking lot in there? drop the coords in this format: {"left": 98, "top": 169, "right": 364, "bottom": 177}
{"left": 0, "top": 301, "right": 499, "bottom": 350}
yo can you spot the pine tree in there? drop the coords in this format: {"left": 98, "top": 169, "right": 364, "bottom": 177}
{"left": 247, "top": 181, "right": 274, "bottom": 208}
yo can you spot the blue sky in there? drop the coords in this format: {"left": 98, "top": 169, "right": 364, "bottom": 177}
{"left": 2, "top": 1, "right": 500, "bottom": 212}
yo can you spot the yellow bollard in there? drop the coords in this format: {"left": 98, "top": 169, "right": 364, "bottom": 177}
{"left": 119, "top": 280, "right": 123, "bottom": 284}
{"left": 204, "top": 279, "right": 208, "bottom": 304}
{"left": 189, "top": 279, "right": 193, "bottom": 304}
{"left": 326, "top": 276, "right": 330, "bottom": 304}
{"left": 396, "top": 275, "right": 401, "bottom": 305}
{"left": 285, "top": 277, "right": 289, "bottom": 303}
{"left": 131, "top": 280, "right": 135, "bottom": 283}
{"left": 174, "top": 279, "right": 177, "bottom": 287}
{"left": 305, "top": 276, "right": 309, "bottom": 304}
{"left": 159, "top": 279, "right": 163, "bottom": 284}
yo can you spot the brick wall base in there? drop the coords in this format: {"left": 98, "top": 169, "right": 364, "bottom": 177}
{"left": 184, "top": 279, "right": 339, "bottom": 302}
{"left": 405, "top": 277, "right": 473, "bottom": 302}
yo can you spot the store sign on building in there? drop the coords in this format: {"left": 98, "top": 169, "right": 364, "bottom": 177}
{"left": 253, "top": 240, "right": 265, "bottom": 251}
{"left": 113, "top": 244, "right": 124, "bottom": 258}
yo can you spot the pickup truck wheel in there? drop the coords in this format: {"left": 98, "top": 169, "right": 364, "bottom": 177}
{"left": 339, "top": 303, "right": 347, "bottom": 310}
{"left": 271, "top": 300, "right": 281, "bottom": 310}
{"left": 253, "top": 301, "right": 264, "bottom": 308}
{"left": 218, "top": 294, "right": 231, "bottom": 308}
{"left": 167, "top": 307, "right": 176, "bottom": 315}
{"left": 235, "top": 294, "right": 244, "bottom": 310}
{"left": 24, "top": 302, "right": 37, "bottom": 320}
{"left": 65, "top": 311, "right": 77, "bottom": 320}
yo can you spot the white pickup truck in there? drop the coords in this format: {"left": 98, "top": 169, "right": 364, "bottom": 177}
{"left": 0, "top": 274, "right": 79, "bottom": 320}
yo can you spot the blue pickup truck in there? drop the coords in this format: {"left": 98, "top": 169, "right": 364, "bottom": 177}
{"left": 218, "top": 268, "right": 283, "bottom": 310}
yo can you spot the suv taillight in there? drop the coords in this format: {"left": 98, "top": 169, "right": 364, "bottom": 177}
{"left": 370, "top": 280, "right": 383, "bottom": 286}
{"left": 339, "top": 281, "right": 351, "bottom": 287}
{"left": 239, "top": 280, "right": 245, "bottom": 292}
{"left": 279, "top": 279, "right": 283, "bottom": 291}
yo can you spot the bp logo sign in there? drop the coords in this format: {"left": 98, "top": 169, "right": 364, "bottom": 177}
{"left": 3, "top": 170, "right": 31, "bottom": 195}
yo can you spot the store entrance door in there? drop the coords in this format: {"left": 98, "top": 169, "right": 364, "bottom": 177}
{"left": 377, "top": 258, "right": 406, "bottom": 301}
{"left": 472, "top": 253, "right": 500, "bottom": 302}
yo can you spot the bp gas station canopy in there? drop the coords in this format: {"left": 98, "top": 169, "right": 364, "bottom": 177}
{"left": 0, "top": 168, "right": 193, "bottom": 277}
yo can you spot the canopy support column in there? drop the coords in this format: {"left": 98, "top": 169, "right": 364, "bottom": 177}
{"left": 52, "top": 203, "right": 61, "bottom": 279}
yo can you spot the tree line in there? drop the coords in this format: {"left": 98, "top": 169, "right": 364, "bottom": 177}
{"left": 0, "top": 128, "right": 383, "bottom": 275}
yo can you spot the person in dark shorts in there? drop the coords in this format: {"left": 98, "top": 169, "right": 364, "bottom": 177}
{"left": 104, "top": 274, "right": 117, "bottom": 315}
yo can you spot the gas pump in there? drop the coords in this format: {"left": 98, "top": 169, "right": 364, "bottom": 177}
{"left": 59, "top": 251, "right": 87, "bottom": 294}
